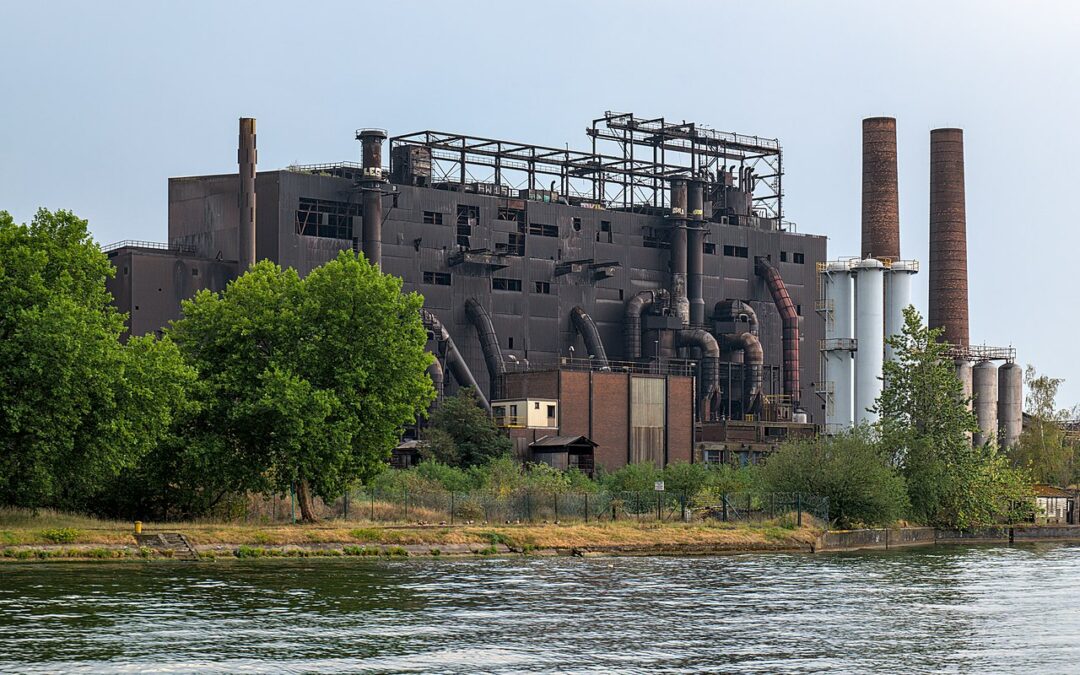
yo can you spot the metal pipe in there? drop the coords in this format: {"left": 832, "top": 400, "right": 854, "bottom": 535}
{"left": 359, "top": 129, "right": 387, "bottom": 267}
{"left": 427, "top": 357, "right": 444, "bottom": 402}
{"left": 712, "top": 299, "right": 759, "bottom": 335}
{"left": 624, "top": 289, "right": 669, "bottom": 360}
{"left": 669, "top": 179, "right": 689, "bottom": 326}
{"left": 420, "top": 309, "right": 489, "bottom": 411}
{"left": 755, "top": 257, "right": 801, "bottom": 405}
{"left": 675, "top": 328, "right": 721, "bottom": 421}
{"left": 720, "top": 332, "right": 764, "bottom": 415}
{"left": 687, "top": 179, "right": 705, "bottom": 326}
{"left": 238, "top": 117, "right": 257, "bottom": 270}
{"left": 465, "top": 298, "right": 506, "bottom": 400}
{"left": 570, "top": 306, "right": 610, "bottom": 370}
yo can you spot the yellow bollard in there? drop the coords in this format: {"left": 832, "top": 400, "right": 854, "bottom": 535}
{"left": 134, "top": 521, "right": 142, "bottom": 534}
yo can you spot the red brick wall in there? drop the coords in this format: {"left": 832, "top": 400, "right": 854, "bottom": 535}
{"left": 666, "top": 376, "right": 694, "bottom": 464}
{"left": 590, "top": 372, "right": 630, "bottom": 472}
{"left": 558, "top": 370, "right": 591, "bottom": 439}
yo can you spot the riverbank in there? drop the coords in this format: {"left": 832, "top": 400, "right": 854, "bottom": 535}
{"left": 0, "top": 516, "right": 822, "bottom": 561}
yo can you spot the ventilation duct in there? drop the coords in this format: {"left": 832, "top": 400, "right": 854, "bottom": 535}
{"left": 420, "top": 308, "right": 488, "bottom": 411}
{"left": 570, "top": 306, "right": 610, "bottom": 370}
{"left": 465, "top": 298, "right": 506, "bottom": 400}
{"left": 755, "top": 257, "right": 801, "bottom": 404}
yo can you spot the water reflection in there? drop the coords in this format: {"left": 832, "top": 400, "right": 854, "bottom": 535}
{"left": 1, "top": 545, "right": 1079, "bottom": 673}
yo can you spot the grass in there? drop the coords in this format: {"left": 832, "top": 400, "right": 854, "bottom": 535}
{"left": 0, "top": 507, "right": 822, "bottom": 558}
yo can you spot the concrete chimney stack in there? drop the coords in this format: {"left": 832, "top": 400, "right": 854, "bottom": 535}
{"left": 358, "top": 128, "right": 387, "bottom": 267}
{"left": 861, "top": 117, "right": 901, "bottom": 261}
{"left": 238, "top": 117, "right": 257, "bottom": 270}
{"left": 928, "top": 128, "right": 969, "bottom": 347}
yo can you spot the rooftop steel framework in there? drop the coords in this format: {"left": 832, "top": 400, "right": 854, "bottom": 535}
{"left": 388, "top": 111, "right": 784, "bottom": 217}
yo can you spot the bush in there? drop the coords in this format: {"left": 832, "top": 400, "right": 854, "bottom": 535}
{"left": 758, "top": 428, "right": 909, "bottom": 528}
{"left": 41, "top": 528, "right": 79, "bottom": 544}
{"left": 600, "top": 462, "right": 661, "bottom": 493}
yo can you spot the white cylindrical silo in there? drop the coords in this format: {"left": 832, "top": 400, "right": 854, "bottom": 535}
{"left": 853, "top": 258, "right": 885, "bottom": 425}
{"left": 973, "top": 360, "right": 999, "bottom": 447}
{"left": 884, "top": 261, "right": 917, "bottom": 362}
{"left": 997, "top": 361, "right": 1023, "bottom": 448}
{"left": 954, "top": 359, "right": 973, "bottom": 408}
{"left": 822, "top": 262, "right": 855, "bottom": 432}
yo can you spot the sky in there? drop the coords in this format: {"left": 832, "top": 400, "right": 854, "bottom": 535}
{"left": 2, "top": 1, "right": 1078, "bottom": 406}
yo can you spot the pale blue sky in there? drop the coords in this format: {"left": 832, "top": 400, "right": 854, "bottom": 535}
{"left": 2, "top": 1, "right": 1077, "bottom": 406}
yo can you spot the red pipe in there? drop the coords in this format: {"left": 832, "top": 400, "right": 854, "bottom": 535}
{"left": 755, "top": 258, "right": 800, "bottom": 405}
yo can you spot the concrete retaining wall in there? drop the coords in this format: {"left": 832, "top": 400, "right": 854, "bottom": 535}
{"left": 817, "top": 525, "right": 1080, "bottom": 552}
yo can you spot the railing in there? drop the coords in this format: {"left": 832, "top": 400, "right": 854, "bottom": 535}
{"left": 240, "top": 489, "right": 830, "bottom": 527}
{"left": 101, "top": 240, "right": 196, "bottom": 254}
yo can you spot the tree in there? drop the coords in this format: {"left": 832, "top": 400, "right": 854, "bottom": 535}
{"left": 0, "top": 209, "right": 191, "bottom": 510}
{"left": 421, "top": 388, "right": 511, "bottom": 467}
{"left": 169, "top": 251, "right": 434, "bottom": 521}
{"left": 758, "top": 427, "right": 908, "bottom": 528}
{"left": 878, "top": 307, "right": 1030, "bottom": 528}
{"left": 1010, "top": 365, "right": 1075, "bottom": 486}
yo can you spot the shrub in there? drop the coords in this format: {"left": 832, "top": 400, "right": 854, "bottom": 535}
{"left": 384, "top": 546, "right": 408, "bottom": 557}
{"left": 758, "top": 427, "right": 908, "bottom": 528}
{"left": 41, "top": 528, "right": 79, "bottom": 544}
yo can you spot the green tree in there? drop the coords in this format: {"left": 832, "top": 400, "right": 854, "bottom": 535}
{"left": 421, "top": 388, "right": 511, "bottom": 468}
{"left": 758, "top": 427, "right": 908, "bottom": 528}
{"left": 878, "top": 307, "right": 1030, "bottom": 527}
{"left": 169, "top": 251, "right": 434, "bottom": 521}
{"left": 1010, "top": 366, "right": 1075, "bottom": 486}
{"left": 0, "top": 209, "right": 191, "bottom": 509}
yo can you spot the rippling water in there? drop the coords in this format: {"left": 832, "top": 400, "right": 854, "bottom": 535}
{"left": 2, "top": 544, "right": 1079, "bottom": 673}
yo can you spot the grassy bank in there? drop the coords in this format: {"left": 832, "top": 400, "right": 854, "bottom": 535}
{"left": 0, "top": 508, "right": 821, "bottom": 560}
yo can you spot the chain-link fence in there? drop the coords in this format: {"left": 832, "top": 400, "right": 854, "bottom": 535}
{"left": 241, "top": 489, "right": 829, "bottom": 527}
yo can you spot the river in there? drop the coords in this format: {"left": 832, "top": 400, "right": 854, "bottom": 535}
{"left": 1, "top": 544, "right": 1078, "bottom": 673}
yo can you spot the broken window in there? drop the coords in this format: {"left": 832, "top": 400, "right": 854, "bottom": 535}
{"left": 492, "top": 277, "right": 522, "bottom": 292}
{"left": 528, "top": 223, "right": 559, "bottom": 237}
{"left": 704, "top": 242, "right": 717, "bottom": 255}
{"left": 534, "top": 281, "right": 551, "bottom": 294}
{"left": 422, "top": 271, "right": 451, "bottom": 286}
{"left": 498, "top": 206, "right": 526, "bottom": 222}
{"left": 295, "top": 197, "right": 360, "bottom": 240}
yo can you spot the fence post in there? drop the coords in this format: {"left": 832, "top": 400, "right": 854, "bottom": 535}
{"left": 370, "top": 491, "right": 375, "bottom": 521}
{"left": 797, "top": 493, "right": 802, "bottom": 528}
{"left": 290, "top": 483, "right": 296, "bottom": 524}
{"left": 681, "top": 493, "right": 686, "bottom": 522}
{"left": 585, "top": 493, "right": 589, "bottom": 524}
{"left": 554, "top": 493, "right": 559, "bottom": 523}
{"left": 656, "top": 491, "right": 662, "bottom": 521}
{"left": 404, "top": 488, "right": 409, "bottom": 523}
{"left": 722, "top": 492, "right": 728, "bottom": 522}
{"left": 344, "top": 489, "right": 349, "bottom": 520}
{"left": 450, "top": 491, "right": 455, "bottom": 526}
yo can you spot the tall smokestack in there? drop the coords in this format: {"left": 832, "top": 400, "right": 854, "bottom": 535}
{"left": 929, "top": 128, "right": 969, "bottom": 347}
{"left": 668, "top": 178, "right": 689, "bottom": 326}
{"left": 687, "top": 179, "right": 705, "bottom": 326}
{"left": 238, "top": 117, "right": 257, "bottom": 270}
{"left": 861, "top": 117, "right": 900, "bottom": 260}
{"left": 358, "top": 128, "right": 387, "bottom": 267}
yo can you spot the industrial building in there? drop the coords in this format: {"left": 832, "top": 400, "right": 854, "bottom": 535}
{"left": 105, "top": 112, "right": 827, "bottom": 469}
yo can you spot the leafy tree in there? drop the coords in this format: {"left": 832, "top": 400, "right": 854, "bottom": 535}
{"left": 758, "top": 427, "right": 908, "bottom": 528}
{"left": 169, "top": 251, "right": 434, "bottom": 521}
{"left": 878, "top": 307, "right": 1030, "bottom": 527}
{"left": 421, "top": 388, "right": 511, "bottom": 467}
{"left": 600, "top": 461, "right": 662, "bottom": 493}
{"left": 661, "top": 462, "right": 712, "bottom": 499}
{"left": 0, "top": 209, "right": 191, "bottom": 510}
{"left": 1010, "top": 365, "right": 1075, "bottom": 486}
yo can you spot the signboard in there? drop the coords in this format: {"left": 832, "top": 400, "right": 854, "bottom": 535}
{"left": 654, "top": 481, "right": 665, "bottom": 492}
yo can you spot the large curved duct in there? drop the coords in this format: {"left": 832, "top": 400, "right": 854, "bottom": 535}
{"left": 427, "top": 358, "right": 444, "bottom": 402}
{"left": 465, "top": 298, "right": 506, "bottom": 400}
{"left": 755, "top": 257, "right": 801, "bottom": 405}
{"left": 713, "top": 299, "right": 759, "bottom": 336}
{"left": 570, "top": 306, "right": 610, "bottom": 370}
{"left": 676, "top": 329, "right": 721, "bottom": 421}
{"left": 720, "top": 332, "right": 764, "bottom": 414}
{"left": 624, "top": 289, "right": 670, "bottom": 360}
{"left": 420, "top": 308, "right": 489, "bottom": 411}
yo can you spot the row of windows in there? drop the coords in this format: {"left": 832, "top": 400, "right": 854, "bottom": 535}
{"left": 780, "top": 251, "right": 806, "bottom": 264}
{"left": 723, "top": 245, "right": 749, "bottom": 258}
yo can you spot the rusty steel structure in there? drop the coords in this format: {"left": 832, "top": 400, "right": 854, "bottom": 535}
{"left": 861, "top": 117, "right": 901, "bottom": 260}
{"left": 929, "top": 127, "right": 969, "bottom": 347}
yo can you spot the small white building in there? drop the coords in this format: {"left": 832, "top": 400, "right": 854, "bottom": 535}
{"left": 1033, "top": 485, "right": 1074, "bottom": 524}
{"left": 491, "top": 399, "right": 558, "bottom": 429}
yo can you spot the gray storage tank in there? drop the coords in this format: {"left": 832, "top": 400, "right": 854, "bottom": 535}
{"left": 972, "top": 360, "right": 999, "bottom": 447}
{"left": 997, "top": 362, "right": 1023, "bottom": 448}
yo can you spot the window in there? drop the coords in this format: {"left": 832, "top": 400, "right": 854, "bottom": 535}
{"left": 498, "top": 206, "right": 526, "bottom": 222}
{"left": 492, "top": 277, "right": 522, "bottom": 292}
{"left": 456, "top": 204, "right": 479, "bottom": 226}
{"left": 796, "top": 304, "right": 802, "bottom": 316}
{"left": 643, "top": 226, "right": 668, "bottom": 249}
{"left": 534, "top": 401, "right": 540, "bottom": 410}
{"left": 423, "top": 211, "right": 443, "bottom": 225}
{"left": 508, "top": 337, "right": 514, "bottom": 349}
{"left": 422, "top": 271, "right": 451, "bottom": 286}
{"left": 793, "top": 252, "right": 805, "bottom": 264}
{"left": 572, "top": 217, "right": 582, "bottom": 231}
{"left": 600, "top": 220, "right": 611, "bottom": 232}
{"left": 723, "top": 245, "right": 748, "bottom": 258}
{"left": 295, "top": 197, "right": 360, "bottom": 240}
{"left": 191, "top": 268, "right": 199, "bottom": 276}
{"left": 780, "top": 251, "right": 788, "bottom": 262}
{"left": 704, "top": 242, "right": 717, "bottom": 255}
{"left": 547, "top": 405, "right": 556, "bottom": 418}
{"left": 528, "top": 222, "right": 559, "bottom": 237}
{"left": 535, "top": 281, "right": 551, "bottom": 294}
